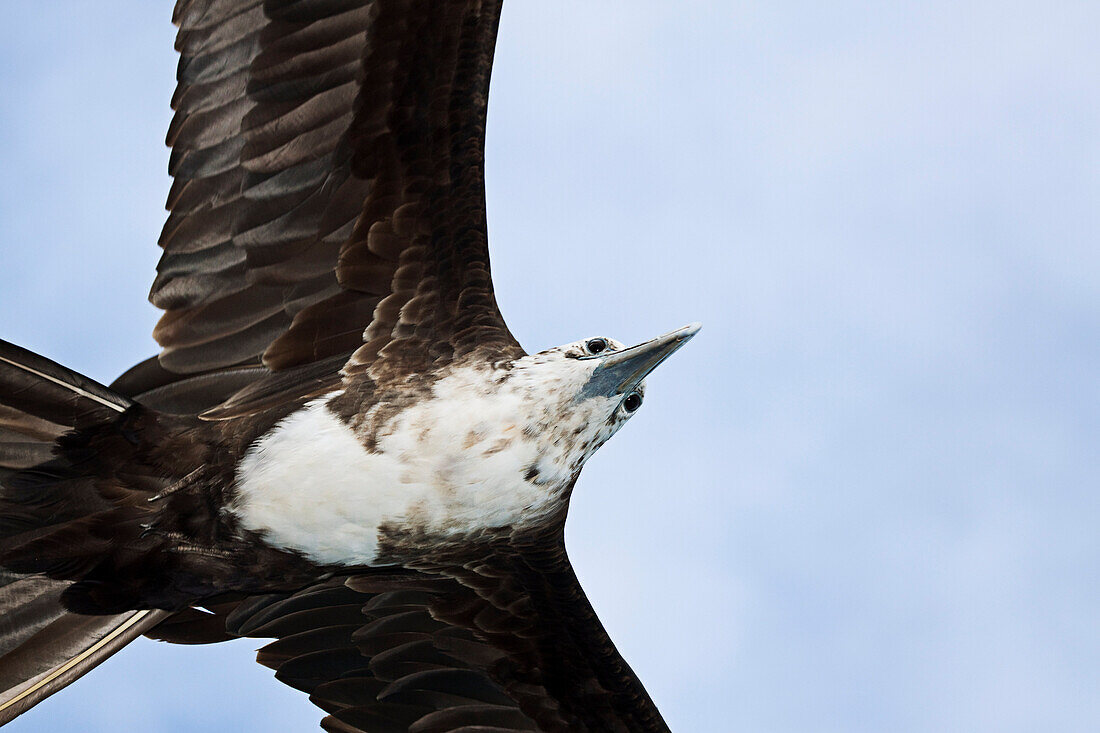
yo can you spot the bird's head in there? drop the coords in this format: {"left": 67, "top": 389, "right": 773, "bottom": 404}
{"left": 488, "top": 323, "right": 702, "bottom": 483}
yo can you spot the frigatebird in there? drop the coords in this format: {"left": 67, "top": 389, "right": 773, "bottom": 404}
{"left": 0, "top": 2, "right": 698, "bottom": 731}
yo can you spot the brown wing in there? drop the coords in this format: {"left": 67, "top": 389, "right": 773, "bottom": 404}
{"left": 149, "top": 538, "right": 671, "bottom": 732}
{"left": 135, "top": 0, "right": 521, "bottom": 410}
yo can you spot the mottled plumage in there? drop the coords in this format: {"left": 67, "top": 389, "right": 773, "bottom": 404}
{"left": 0, "top": 2, "right": 697, "bottom": 731}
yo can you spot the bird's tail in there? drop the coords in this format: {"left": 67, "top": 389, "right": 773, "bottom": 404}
{"left": 0, "top": 340, "right": 168, "bottom": 724}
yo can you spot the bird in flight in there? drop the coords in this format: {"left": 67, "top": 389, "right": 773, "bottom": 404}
{"left": 0, "top": 2, "right": 697, "bottom": 731}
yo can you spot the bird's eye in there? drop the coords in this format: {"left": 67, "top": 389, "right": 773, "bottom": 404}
{"left": 586, "top": 338, "right": 608, "bottom": 354}
{"left": 622, "top": 392, "right": 643, "bottom": 413}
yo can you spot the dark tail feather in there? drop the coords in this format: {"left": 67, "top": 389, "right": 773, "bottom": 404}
{"left": 0, "top": 340, "right": 161, "bottom": 723}
{"left": 0, "top": 340, "right": 131, "bottom": 437}
{"left": 0, "top": 570, "right": 168, "bottom": 724}
{"left": 0, "top": 340, "right": 137, "bottom": 569}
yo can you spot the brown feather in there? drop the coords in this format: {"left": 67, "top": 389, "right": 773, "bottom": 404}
{"left": 209, "top": 537, "right": 672, "bottom": 733}
{"left": 153, "top": 0, "right": 522, "bottom": 401}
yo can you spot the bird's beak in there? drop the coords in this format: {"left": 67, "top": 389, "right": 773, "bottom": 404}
{"left": 580, "top": 322, "right": 701, "bottom": 398}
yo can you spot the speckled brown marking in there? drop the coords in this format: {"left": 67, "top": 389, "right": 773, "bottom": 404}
{"left": 329, "top": 371, "right": 436, "bottom": 451}
{"left": 462, "top": 429, "right": 482, "bottom": 449}
{"left": 482, "top": 438, "right": 512, "bottom": 456}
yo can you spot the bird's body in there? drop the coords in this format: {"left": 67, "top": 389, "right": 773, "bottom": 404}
{"left": 218, "top": 335, "right": 648, "bottom": 568}
{"left": 0, "top": 2, "right": 697, "bottom": 730}
{"left": 234, "top": 366, "right": 588, "bottom": 568}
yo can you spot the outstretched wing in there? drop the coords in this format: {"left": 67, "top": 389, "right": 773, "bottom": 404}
{"left": 150, "top": 539, "right": 672, "bottom": 732}
{"left": 123, "top": 0, "right": 522, "bottom": 412}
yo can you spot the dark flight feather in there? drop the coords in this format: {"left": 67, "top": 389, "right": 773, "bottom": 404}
{"left": 203, "top": 541, "right": 672, "bottom": 733}
{"left": 152, "top": 0, "right": 522, "bottom": 392}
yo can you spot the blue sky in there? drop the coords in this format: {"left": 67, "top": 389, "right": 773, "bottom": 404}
{"left": 1, "top": 2, "right": 1098, "bottom": 731}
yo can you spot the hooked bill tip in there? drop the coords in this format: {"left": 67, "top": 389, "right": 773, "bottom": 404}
{"left": 676, "top": 322, "right": 702, "bottom": 339}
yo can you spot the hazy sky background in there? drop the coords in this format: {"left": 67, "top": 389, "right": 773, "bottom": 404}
{"left": 1, "top": 2, "right": 1098, "bottom": 731}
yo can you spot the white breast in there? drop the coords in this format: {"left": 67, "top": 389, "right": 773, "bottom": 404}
{"left": 229, "top": 383, "right": 574, "bottom": 566}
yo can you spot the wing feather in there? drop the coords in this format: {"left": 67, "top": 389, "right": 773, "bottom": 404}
{"left": 175, "top": 541, "right": 673, "bottom": 733}
{"left": 152, "top": 0, "right": 521, "bottom": 393}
